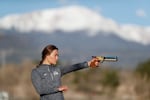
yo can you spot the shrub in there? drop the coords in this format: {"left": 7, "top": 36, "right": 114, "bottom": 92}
{"left": 101, "top": 69, "right": 120, "bottom": 88}
{"left": 135, "top": 59, "right": 150, "bottom": 80}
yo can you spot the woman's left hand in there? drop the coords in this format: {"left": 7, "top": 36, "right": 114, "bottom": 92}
{"left": 58, "top": 85, "right": 68, "bottom": 92}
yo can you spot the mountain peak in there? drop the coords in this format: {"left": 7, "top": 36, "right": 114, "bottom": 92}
{"left": 0, "top": 6, "right": 150, "bottom": 45}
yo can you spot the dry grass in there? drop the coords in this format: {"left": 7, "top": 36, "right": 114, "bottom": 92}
{"left": 0, "top": 61, "right": 150, "bottom": 100}
{"left": 0, "top": 60, "right": 39, "bottom": 100}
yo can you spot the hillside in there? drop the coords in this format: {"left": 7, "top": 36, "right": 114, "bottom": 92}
{"left": 0, "top": 31, "right": 150, "bottom": 68}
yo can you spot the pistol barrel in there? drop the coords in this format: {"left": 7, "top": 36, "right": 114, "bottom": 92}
{"left": 92, "top": 56, "right": 118, "bottom": 62}
{"left": 103, "top": 56, "right": 118, "bottom": 62}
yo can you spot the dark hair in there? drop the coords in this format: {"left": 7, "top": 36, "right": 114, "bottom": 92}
{"left": 38, "top": 44, "right": 58, "bottom": 65}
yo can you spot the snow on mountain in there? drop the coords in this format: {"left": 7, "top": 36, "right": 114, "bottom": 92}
{"left": 0, "top": 6, "right": 150, "bottom": 45}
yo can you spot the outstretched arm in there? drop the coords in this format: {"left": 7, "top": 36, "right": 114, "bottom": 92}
{"left": 60, "top": 57, "right": 100, "bottom": 76}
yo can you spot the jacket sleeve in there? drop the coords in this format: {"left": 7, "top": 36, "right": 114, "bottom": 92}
{"left": 60, "top": 62, "right": 89, "bottom": 76}
{"left": 31, "top": 69, "right": 60, "bottom": 95}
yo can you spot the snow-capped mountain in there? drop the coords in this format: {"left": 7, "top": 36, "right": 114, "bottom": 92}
{"left": 0, "top": 6, "right": 150, "bottom": 45}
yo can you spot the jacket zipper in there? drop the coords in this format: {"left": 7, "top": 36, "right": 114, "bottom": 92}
{"left": 48, "top": 66, "right": 54, "bottom": 80}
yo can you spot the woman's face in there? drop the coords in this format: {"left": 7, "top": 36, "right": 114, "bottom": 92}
{"left": 47, "top": 49, "right": 59, "bottom": 65}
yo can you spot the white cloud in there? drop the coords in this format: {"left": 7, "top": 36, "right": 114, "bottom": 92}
{"left": 136, "top": 9, "right": 147, "bottom": 18}
{"left": 0, "top": 6, "right": 150, "bottom": 45}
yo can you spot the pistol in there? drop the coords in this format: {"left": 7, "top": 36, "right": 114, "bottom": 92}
{"left": 92, "top": 56, "right": 118, "bottom": 63}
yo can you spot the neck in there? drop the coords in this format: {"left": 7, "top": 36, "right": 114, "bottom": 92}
{"left": 42, "top": 60, "right": 51, "bottom": 65}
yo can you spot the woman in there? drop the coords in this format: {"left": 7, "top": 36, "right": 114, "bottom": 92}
{"left": 31, "top": 44, "right": 100, "bottom": 100}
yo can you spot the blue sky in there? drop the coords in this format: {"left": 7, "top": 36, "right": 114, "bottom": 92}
{"left": 0, "top": 0, "right": 149, "bottom": 26}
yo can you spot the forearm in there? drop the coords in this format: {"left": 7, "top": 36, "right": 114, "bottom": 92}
{"left": 60, "top": 62, "right": 88, "bottom": 75}
{"left": 37, "top": 85, "right": 59, "bottom": 95}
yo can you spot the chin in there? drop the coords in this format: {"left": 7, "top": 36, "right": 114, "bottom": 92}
{"left": 53, "top": 63, "right": 57, "bottom": 65}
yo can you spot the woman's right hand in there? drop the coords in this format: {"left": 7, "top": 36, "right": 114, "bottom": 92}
{"left": 58, "top": 85, "right": 68, "bottom": 92}
{"left": 88, "top": 57, "right": 101, "bottom": 68}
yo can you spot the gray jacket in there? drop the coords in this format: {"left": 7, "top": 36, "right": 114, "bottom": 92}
{"left": 31, "top": 62, "right": 88, "bottom": 100}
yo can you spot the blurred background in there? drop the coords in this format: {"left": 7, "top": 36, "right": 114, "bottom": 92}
{"left": 0, "top": 0, "right": 150, "bottom": 100}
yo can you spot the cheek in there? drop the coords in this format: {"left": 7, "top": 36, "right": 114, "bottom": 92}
{"left": 53, "top": 56, "right": 58, "bottom": 62}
